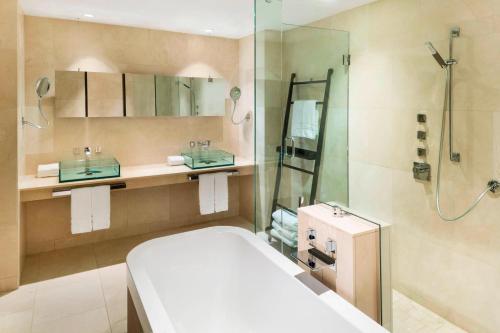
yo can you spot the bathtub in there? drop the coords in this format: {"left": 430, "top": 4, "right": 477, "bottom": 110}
{"left": 126, "top": 226, "right": 388, "bottom": 333}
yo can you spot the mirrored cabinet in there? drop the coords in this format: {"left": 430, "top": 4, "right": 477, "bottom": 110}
{"left": 88, "top": 72, "right": 124, "bottom": 118}
{"left": 155, "top": 75, "right": 179, "bottom": 117}
{"left": 54, "top": 70, "right": 227, "bottom": 118}
{"left": 125, "top": 74, "right": 156, "bottom": 117}
{"left": 54, "top": 71, "right": 86, "bottom": 118}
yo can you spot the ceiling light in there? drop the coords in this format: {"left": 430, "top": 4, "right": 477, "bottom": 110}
{"left": 204, "top": 29, "right": 214, "bottom": 34}
{"left": 83, "top": 14, "right": 94, "bottom": 18}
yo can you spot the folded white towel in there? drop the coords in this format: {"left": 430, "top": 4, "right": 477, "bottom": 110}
{"left": 270, "top": 229, "right": 297, "bottom": 248}
{"left": 71, "top": 187, "right": 92, "bottom": 234}
{"left": 272, "top": 209, "right": 298, "bottom": 231}
{"left": 199, "top": 173, "right": 215, "bottom": 215}
{"left": 291, "top": 100, "right": 318, "bottom": 139}
{"left": 91, "top": 185, "right": 110, "bottom": 231}
{"left": 37, "top": 163, "right": 59, "bottom": 178}
{"left": 214, "top": 172, "right": 229, "bottom": 213}
{"left": 272, "top": 220, "right": 297, "bottom": 241}
{"left": 167, "top": 155, "right": 185, "bottom": 166}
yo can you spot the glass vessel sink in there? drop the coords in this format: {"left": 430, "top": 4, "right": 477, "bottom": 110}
{"left": 181, "top": 149, "right": 234, "bottom": 170}
{"left": 59, "top": 154, "right": 120, "bottom": 183}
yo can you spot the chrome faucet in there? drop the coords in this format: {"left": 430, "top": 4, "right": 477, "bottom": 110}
{"left": 84, "top": 146, "right": 91, "bottom": 158}
{"left": 84, "top": 147, "right": 92, "bottom": 175}
{"left": 198, "top": 140, "right": 211, "bottom": 151}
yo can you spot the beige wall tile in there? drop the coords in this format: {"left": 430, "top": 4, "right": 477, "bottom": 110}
{"left": 0, "top": 0, "right": 20, "bottom": 292}
{"left": 26, "top": 198, "right": 70, "bottom": 245}
{"left": 127, "top": 186, "right": 170, "bottom": 225}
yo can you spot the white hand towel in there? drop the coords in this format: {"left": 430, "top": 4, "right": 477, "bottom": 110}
{"left": 71, "top": 187, "right": 92, "bottom": 234}
{"left": 91, "top": 185, "right": 110, "bottom": 231}
{"left": 272, "top": 220, "right": 297, "bottom": 241}
{"left": 272, "top": 209, "right": 298, "bottom": 231}
{"left": 270, "top": 229, "right": 297, "bottom": 248}
{"left": 291, "top": 100, "right": 318, "bottom": 139}
{"left": 167, "top": 155, "right": 185, "bottom": 166}
{"left": 214, "top": 172, "right": 229, "bottom": 213}
{"left": 199, "top": 173, "right": 215, "bottom": 215}
{"left": 37, "top": 163, "right": 59, "bottom": 178}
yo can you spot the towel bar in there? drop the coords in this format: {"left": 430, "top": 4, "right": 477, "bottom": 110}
{"left": 52, "top": 182, "right": 127, "bottom": 198}
{"left": 187, "top": 170, "right": 240, "bottom": 181}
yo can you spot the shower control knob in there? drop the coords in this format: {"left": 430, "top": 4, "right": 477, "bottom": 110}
{"left": 417, "top": 148, "right": 426, "bottom": 157}
{"left": 306, "top": 229, "right": 317, "bottom": 241}
{"left": 417, "top": 114, "right": 427, "bottom": 123}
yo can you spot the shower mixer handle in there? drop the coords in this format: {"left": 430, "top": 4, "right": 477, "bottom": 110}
{"left": 488, "top": 180, "right": 500, "bottom": 193}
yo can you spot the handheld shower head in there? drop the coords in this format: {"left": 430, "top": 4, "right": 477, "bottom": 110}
{"left": 425, "top": 42, "right": 448, "bottom": 69}
{"left": 229, "top": 86, "right": 249, "bottom": 125}
{"left": 230, "top": 86, "right": 241, "bottom": 103}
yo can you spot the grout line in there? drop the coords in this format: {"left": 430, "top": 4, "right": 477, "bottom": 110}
{"left": 29, "top": 287, "right": 36, "bottom": 333}
{"left": 95, "top": 250, "right": 113, "bottom": 332}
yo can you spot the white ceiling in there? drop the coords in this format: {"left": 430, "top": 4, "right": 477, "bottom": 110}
{"left": 21, "top": 0, "right": 375, "bottom": 39}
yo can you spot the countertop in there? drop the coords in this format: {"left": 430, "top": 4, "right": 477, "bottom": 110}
{"left": 19, "top": 157, "right": 254, "bottom": 192}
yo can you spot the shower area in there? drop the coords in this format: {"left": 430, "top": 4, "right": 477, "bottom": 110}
{"left": 251, "top": 0, "right": 500, "bottom": 333}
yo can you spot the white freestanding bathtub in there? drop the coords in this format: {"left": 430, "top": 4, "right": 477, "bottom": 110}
{"left": 126, "top": 226, "right": 388, "bottom": 333}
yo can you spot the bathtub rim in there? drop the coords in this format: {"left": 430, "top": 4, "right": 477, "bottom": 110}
{"left": 126, "top": 226, "right": 388, "bottom": 333}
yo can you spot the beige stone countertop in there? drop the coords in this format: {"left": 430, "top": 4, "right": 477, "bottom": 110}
{"left": 298, "top": 204, "right": 380, "bottom": 237}
{"left": 19, "top": 157, "right": 254, "bottom": 192}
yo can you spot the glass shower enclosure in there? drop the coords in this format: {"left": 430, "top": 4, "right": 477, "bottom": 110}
{"left": 254, "top": 0, "right": 391, "bottom": 330}
{"left": 254, "top": 0, "right": 349, "bottom": 252}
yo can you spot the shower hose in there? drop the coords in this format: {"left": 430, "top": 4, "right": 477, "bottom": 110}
{"left": 435, "top": 69, "right": 498, "bottom": 221}
{"left": 231, "top": 101, "right": 246, "bottom": 125}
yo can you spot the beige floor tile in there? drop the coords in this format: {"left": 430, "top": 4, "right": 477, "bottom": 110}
{"left": 31, "top": 307, "right": 110, "bottom": 333}
{"left": 98, "top": 264, "right": 127, "bottom": 326}
{"left": 0, "top": 286, "right": 36, "bottom": 316}
{"left": 34, "top": 269, "right": 100, "bottom": 294}
{"left": 33, "top": 272, "right": 105, "bottom": 325}
{"left": 0, "top": 310, "right": 32, "bottom": 333}
{"left": 110, "top": 318, "right": 126, "bottom": 333}
{"left": 393, "top": 290, "right": 469, "bottom": 333}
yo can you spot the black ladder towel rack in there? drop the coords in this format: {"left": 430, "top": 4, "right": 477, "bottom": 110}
{"left": 269, "top": 68, "right": 334, "bottom": 229}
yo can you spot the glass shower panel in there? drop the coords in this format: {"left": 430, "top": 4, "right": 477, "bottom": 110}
{"left": 255, "top": 9, "right": 350, "bottom": 255}
{"left": 254, "top": 0, "right": 284, "bottom": 240}
{"left": 281, "top": 24, "right": 350, "bottom": 210}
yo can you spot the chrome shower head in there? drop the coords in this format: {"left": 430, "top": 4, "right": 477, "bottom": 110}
{"left": 230, "top": 87, "right": 241, "bottom": 103}
{"left": 425, "top": 42, "right": 448, "bottom": 69}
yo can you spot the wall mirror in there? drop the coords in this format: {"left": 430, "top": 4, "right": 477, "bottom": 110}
{"left": 87, "top": 72, "right": 124, "bottom": 118}
{"left": 54, "top": 71, "right": 86, "bottom": 118}
{"left": 55, "top": 70, "right": 227, "bottom": 118}
{"left": 125, "top": 74, "right": 156, "bottom": 117}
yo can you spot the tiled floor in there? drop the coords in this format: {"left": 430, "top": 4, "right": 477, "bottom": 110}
{"left": 392, "top": 290, "right": 468, "bottom": 333}
{"left": 0, "top": 217, "right": 252, "bottom": 333}
{"left": 1, "top": 217, "right": 469, "bottom": 333}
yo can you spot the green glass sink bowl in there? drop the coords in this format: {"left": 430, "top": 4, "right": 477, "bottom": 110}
{"left": 59, "top": 155, "right": 120, "bottom": 183}
{"left": 181, "top": 149, "right": 234, "bottom": 170}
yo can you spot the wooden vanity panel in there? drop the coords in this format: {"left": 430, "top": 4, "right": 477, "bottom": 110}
{"left": 298, "top": 204, "right": 380, "bottom": 322}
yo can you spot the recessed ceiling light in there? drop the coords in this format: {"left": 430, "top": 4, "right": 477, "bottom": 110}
{"left": 204, "top": 29, "right": 214, "bottom": 34}
{"left": 83, "top": 14, "right": 94, "bottom": 18}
